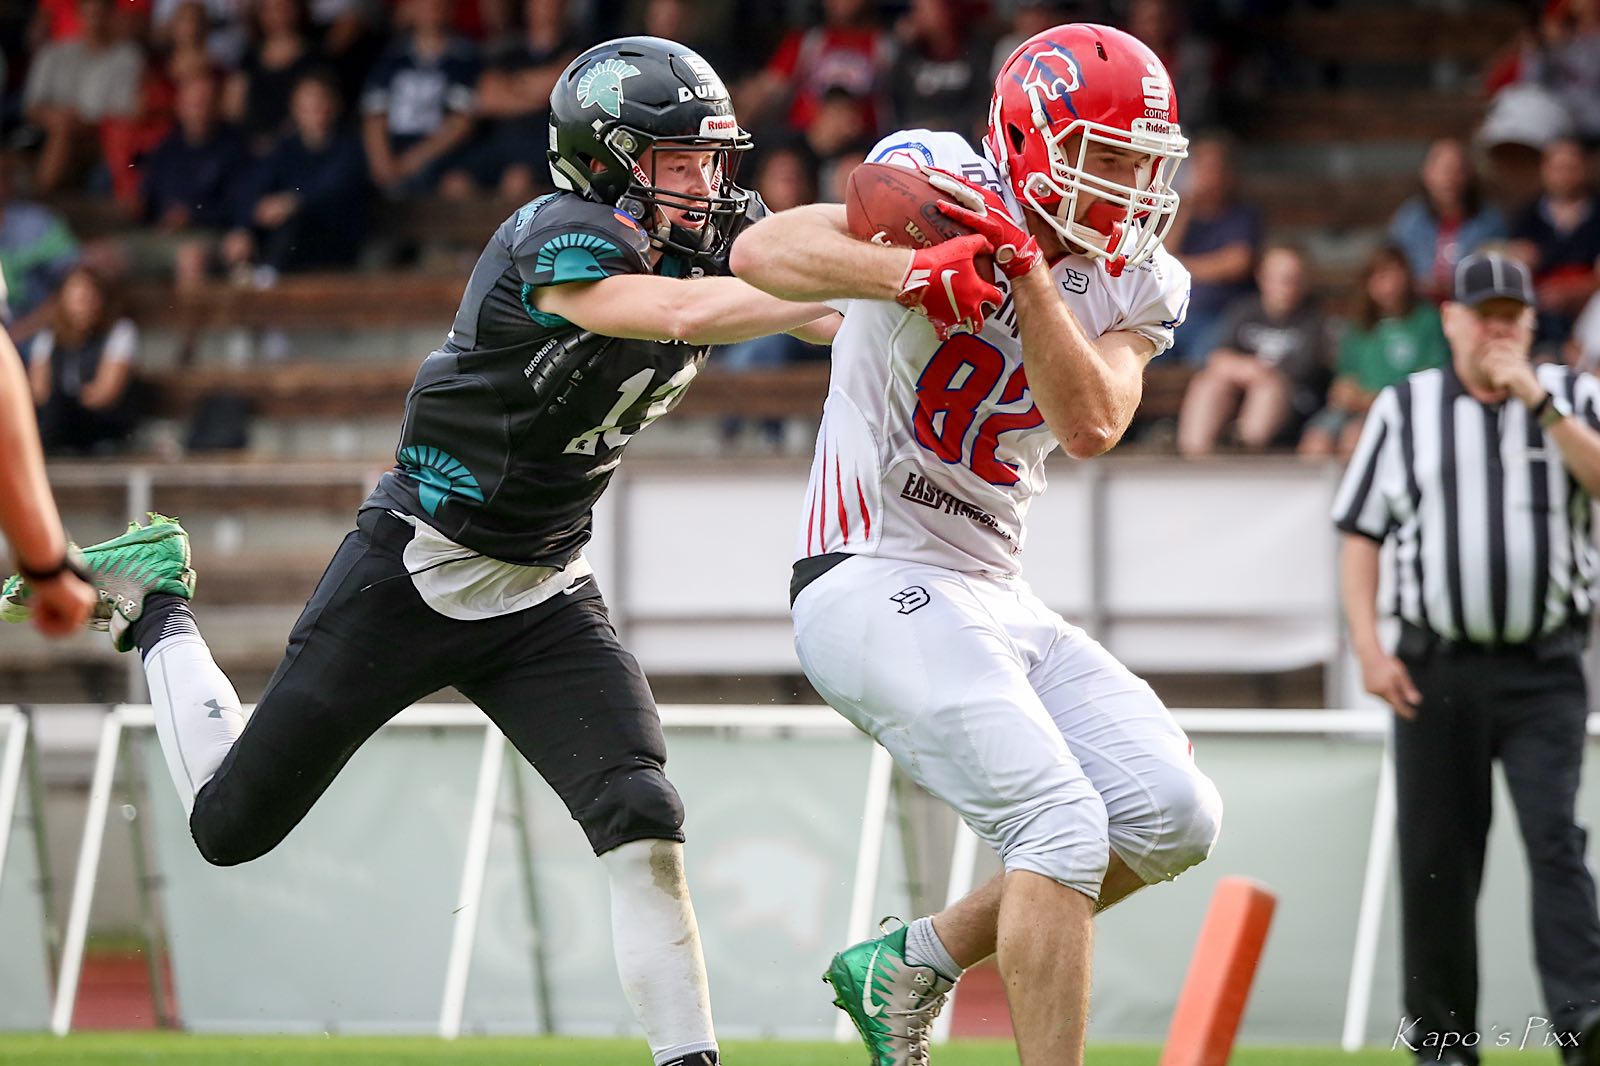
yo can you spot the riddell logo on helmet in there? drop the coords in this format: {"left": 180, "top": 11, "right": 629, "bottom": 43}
{"left": 698, "top": 115, "right": 738, "bottom": 137}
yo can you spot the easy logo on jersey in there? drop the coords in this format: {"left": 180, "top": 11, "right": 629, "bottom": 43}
{"left": 398, "top": 445, "right": 486, "bottom": 517}
{"left": 535, "top": 232, "right": 622, "bottom": 284}
{"left": 576, "top": 58, "right": 640, "bottom": 118}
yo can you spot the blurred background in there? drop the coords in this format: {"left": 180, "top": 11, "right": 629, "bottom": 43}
{"left": 2, "top": 0, "right": 1600, "bottom": 1050}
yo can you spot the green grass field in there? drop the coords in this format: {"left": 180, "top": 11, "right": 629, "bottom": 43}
{"left": 0, "top": 1035, "right": 1417, "bottom": 1065}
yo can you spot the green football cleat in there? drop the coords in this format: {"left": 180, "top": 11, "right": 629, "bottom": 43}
{"left": 1, "top": 513, "right": 195, "bottom": 652}
{"left": 823, "top": 919, "right": 955, "bottom": 1066}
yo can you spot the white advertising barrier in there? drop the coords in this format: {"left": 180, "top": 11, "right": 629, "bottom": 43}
{"left": 0, "top": 707, "right": 52, "bottom": 1030}
{"left": 53, "top": 706, "right": 905, "bottom": 1038}
{"left": 55, "top": 704, "right": 1600, "bottom": 1046}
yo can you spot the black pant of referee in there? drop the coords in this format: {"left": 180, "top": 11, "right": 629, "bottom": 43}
{"left": 1394, "top": 624, "right": 1600, "bottom": 1063}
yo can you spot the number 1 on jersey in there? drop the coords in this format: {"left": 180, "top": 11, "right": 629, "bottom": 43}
{"left": 913, "top": 335, "right": 1044, "bottom": 485}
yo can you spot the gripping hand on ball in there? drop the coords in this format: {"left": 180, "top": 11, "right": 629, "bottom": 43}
{"left": 922, "top": 169, "right": 1044, "bottom": 280}
{"left": 896, "top": 234, "right": 1003, "bottom": 340}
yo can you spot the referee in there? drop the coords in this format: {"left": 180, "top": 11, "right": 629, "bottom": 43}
{"left": 1335, "top": 251, "right": 1600, "bottom": 1066}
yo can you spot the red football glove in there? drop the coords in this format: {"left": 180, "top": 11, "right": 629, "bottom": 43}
{"left": 921, "top": 166, "right": 1044, "bottom": 280}
{"left": 895, "top": 234, "right": 1003, "bottom": 340}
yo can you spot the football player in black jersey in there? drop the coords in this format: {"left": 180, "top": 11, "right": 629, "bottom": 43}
{"left": 2, "top": 38, "right": 836, "bottom": 1066}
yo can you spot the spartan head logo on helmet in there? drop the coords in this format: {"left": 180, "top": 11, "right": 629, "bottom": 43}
{"left": 577, "top": 58, "right": 641, "bottom": 119}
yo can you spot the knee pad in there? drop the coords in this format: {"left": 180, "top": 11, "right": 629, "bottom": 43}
{"left": 1128, "top": 767, "right": 1223, "bottom": 884}
{"left": 993, "top": 787, "right": 1110, "bottom": 899}
{"left": 579, "top": 766, "right": 686, "bottom": 855}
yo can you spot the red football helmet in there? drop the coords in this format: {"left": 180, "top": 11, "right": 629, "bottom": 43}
{"left": 985, "top": 24, "right": 1187, "bottom": 275}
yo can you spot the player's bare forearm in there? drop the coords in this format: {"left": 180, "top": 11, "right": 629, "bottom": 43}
{"left": 0, "top": 333, "right": 71, "bottom": 569}
{"left": 1009, "top": 264, "right": 1148, "bottom": 459}
{"left": 730, "top": 204, "right": 910, "bottom": 303}
{"left": 788, "top": 312, "right": 843, "bottom": 345}
{"left": 1339, "top": 533, "right": 1384, "bottom": 659}
{"left": 534, "top": 274, "right": 831, "bottom": 346}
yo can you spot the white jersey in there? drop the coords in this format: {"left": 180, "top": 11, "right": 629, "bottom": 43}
{"left": 797, "top": 129, "right": 1192, "bottom": 577}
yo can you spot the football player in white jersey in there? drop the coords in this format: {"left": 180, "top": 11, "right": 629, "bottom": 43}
{"left": 730, "top": 23, "right": 1222, "bottom": 1066}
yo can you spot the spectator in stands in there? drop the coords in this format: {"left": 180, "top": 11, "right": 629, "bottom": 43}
{"left": 802, "top": 86, "right": 874, "bottom": 210}
{"left": 0, "top": 319, "right": 98, "bottom": 638}
{"left": 442, "top": 0, "right": 576, "bottom": 202}
{"left": 224, "top": 0, "right": 322, "bottom": 155}
{"left": 361, "top": 0, "right": 479, "bottom": 198}
{"left": 740, "top": 0, "right": 892, "bottom": 139}
{"left": 1389, "top": 137, "right": 1507, "bottom": 304}
{"left": 1299, "top": 245, "right": 1448, "bottom": 460}
{"left": 22, "top": 0, "right": 145, "bottom": 193}
{"left": 0, "top": 167, "right": 79, "bottom": 345}
{"left": 307, "top": 0, "right": 383, "bottom": 108}
{"left": 1178, "top": 244, "right": 1331, "bottom": 457}
{"left": 639, "top": 0, "right": 734, "bottom": 79}
{"left": 1509, "top": 137, "right": 1600, "bottom": 355}
{"left": 223, "top": 71, "right": 369, "bottom": 278}
{"left": 161, "top": 0, "right": 218, "bottom": 82}
{"left": 990, "top": 0, "right": 1104, "bottom": 81}
{"left": 749, "top": 143, "right": 817, "bottom": 214}
{"left": 28, "top": 266, "right": 140, "bottom": 455}
{"left": 1126, "top": 0, "right": 1215, "bottom": 130}
{"left": 141, "top": 71, "right": 250, "bottom": 290}
{"left": 1166, "top": 134, "right": 1259, "bottom": 365}
{"left": 1525, "top": 0, "right": 1600, "bottom": 146}
{"left": 887, "top": 0, "right": 990, "bottom": 141}
{"left": 151, "top": 0, "right": 251, "bottom": 70}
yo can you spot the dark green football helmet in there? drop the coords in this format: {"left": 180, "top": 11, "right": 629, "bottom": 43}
{"left": 549, "top": 36, "right": 754, "bottom": 261}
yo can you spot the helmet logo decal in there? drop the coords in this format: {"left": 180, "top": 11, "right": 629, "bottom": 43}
{"left": 1141, "top": 61, "right": 1170, "bottom": 117}
{"left": 577, "top": 58, "right": 640, "bottom": 119}
{"left": 1019, "top": 46, "right": 1082, "bottom": 109}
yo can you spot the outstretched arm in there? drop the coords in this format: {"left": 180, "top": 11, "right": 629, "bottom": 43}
{"left": 0, "top": 331, "right": 97, "bottom": 635}
{"left": 532, "top": 274, "right": 834, "bottom": 347}
{"left": 729, "top": 204, "right": 910, "bottom": 302}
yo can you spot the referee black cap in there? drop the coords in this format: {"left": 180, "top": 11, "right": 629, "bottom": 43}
{"left": 1454, "top": 251, "right": 1536, "bottom": 308}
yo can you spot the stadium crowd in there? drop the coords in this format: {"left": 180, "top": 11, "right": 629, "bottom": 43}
{"left": 0, "top": 0, "right": 1596, "bottom": 457}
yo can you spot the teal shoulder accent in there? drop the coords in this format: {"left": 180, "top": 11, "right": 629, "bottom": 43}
{"left": 519, "top": 282, "right": 570, "bottom": 328}
{"left": 533, "top": 231, "right": 622, "bottom": 284}
{"left": 515, "top": 193, "right": 559, "bottom": 231}
{"left": 397, "top": 444, "right": 486, "bottom": 517}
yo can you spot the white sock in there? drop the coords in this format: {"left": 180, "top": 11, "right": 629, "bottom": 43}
{"left": 145, "top": 633, "right": 245, "bottom": 816}
{"left": 904, "top": 916, "right": 963, "bottom": 982}
{"left": 600, "top": 838, "right": 717, "bottom": 1065}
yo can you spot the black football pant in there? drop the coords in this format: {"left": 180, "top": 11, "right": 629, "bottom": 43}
{"left": 1393, "top": 639, "right": 1600, "bottom": 1063}
{"left": 188, "top": 508, "right": 684, "bottom": 865}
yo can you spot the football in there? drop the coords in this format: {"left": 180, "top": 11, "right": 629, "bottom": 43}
{"left": 844, "top": 162, "right": 995, "bottom": 281}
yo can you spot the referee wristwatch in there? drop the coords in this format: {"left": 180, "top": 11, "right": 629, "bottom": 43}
{"left": 1533, "top": 391, "right": 1573, "bottom": 430}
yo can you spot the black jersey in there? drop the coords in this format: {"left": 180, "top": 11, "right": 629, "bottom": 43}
{"left": 365, "top": 192, "right": 724, "bottom": 567}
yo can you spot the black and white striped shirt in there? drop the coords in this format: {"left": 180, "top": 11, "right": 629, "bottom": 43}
{"left": 1333, "top": 362, "right": 1600, "bottom": 644}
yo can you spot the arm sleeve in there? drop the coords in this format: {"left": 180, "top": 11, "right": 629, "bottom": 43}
{"left": 1332, "top": 385, "right": 1401, "bottom": 540}
{"left": 103, "top": 319, "right": 139, "bottom": 365}
{"left": 511, "top": 202, "right": 652, "bottom": 289}
{"left": 29, "top": 331, "right": 55, "bottom": 367}
{"left": 1116, "top": 254, "right": 1191, "bottom": 356}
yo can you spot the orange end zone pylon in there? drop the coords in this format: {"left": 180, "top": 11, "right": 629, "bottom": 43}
{"left": 1158, "top": 876, "right": 1278, "bottom": 1066}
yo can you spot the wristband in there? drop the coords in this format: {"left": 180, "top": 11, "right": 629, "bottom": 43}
{"left": 1535, "top": 391, "right": 1572, "bottom": 430}
{"left": 17, "top": 549, "right": 91, "bottom": 584}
